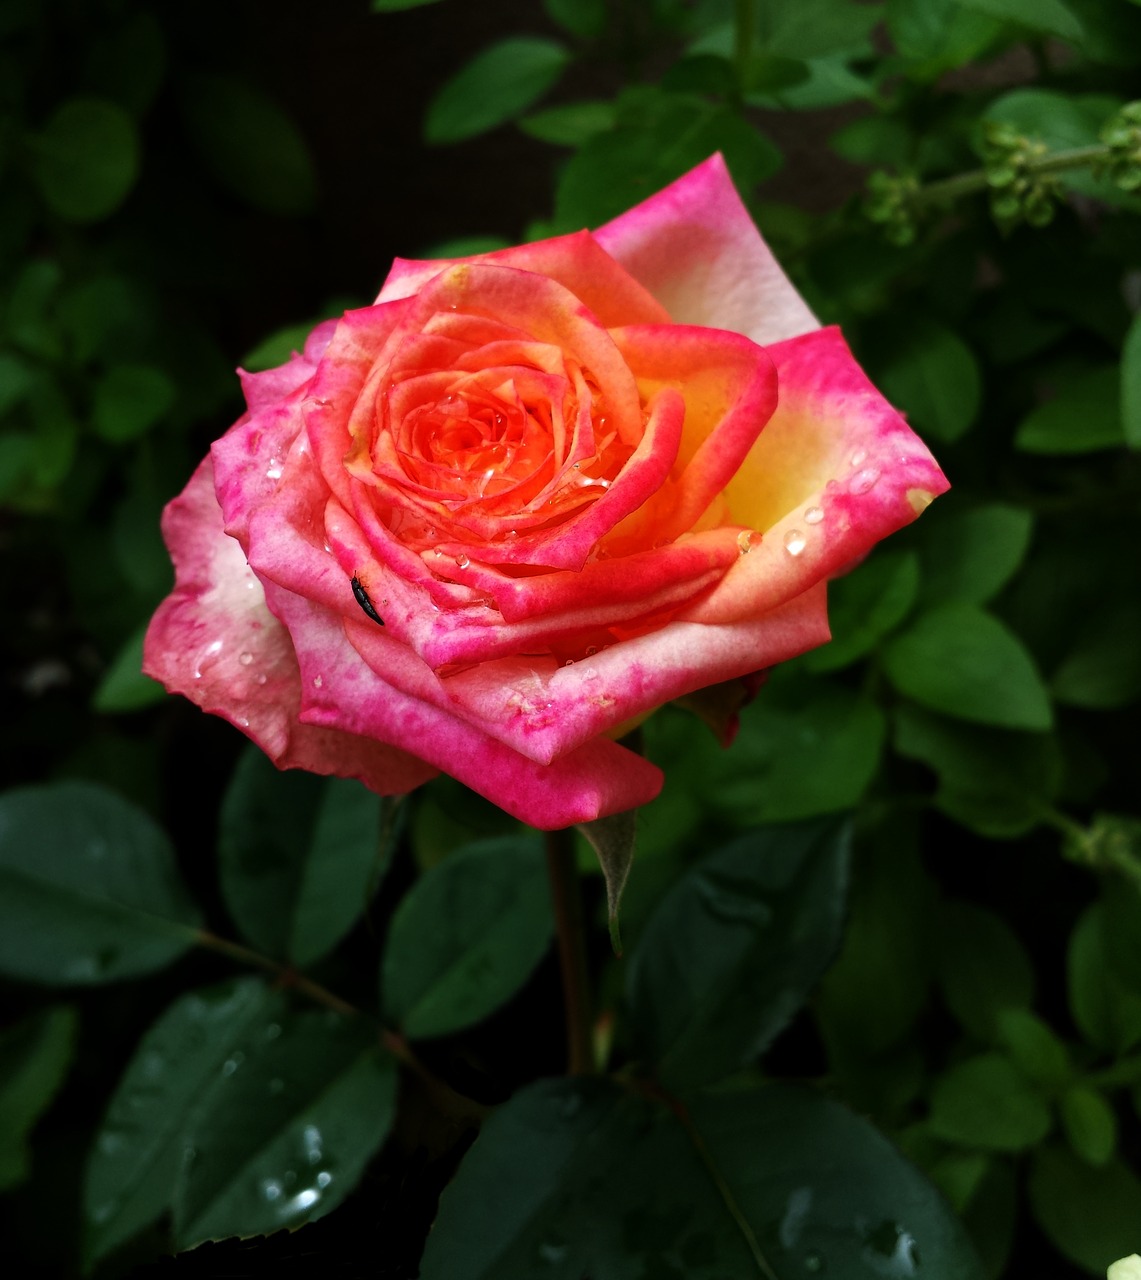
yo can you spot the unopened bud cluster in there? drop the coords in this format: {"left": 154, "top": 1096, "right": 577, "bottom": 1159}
{"left": 1099, "top": 101, "right": 1141, "bottom": 192}
{"left": 981, "top": 122, "right": 1060, "bottom": 230}
{"left": 864, "top": 170, "right": 921, "bottom": 246}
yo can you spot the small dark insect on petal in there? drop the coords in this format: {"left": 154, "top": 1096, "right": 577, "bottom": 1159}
{"left": 351, "top": 575, "right": 384, "bottom": 626}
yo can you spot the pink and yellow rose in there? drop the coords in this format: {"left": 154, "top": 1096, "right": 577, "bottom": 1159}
{"left": 144, "top": 156, "right": 947, "bottom": 829}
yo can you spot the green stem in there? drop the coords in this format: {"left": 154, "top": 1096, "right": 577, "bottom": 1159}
{"left": 545, "top": 827, "right": 596, "bottom": 1076}
{"left": 733, "top": 0, "right": 755, "bottom": 91}
{"left": 193, "top": 928, "right": 360, "bottom": 1018}
{"left": 916, "top": 144, "right": 1109, "bottom": 206}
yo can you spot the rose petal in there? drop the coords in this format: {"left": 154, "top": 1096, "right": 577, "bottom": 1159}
{"left": 595, "top": 153, "right": 818, "bottom": 345}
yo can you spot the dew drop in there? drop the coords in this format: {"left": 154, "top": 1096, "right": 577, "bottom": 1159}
{"left": 264, "top": 1022, "right": 282, "bottom": 1041}
{"left": 564, "top": 659, "right": 574, "bottom": 667}
{"left": 456, "top": 553, "right": 470, "bottom": 569}
{"left": 804, "top": 506, "right": 824, "bottom": 525}
{"left": 266, "top": 460, "right": 283, "bottom": 481}
{"left": 850, "top": 449, "right": 867, "bottom": 468}
{"left": 256, "top": 673, "right": 268, "bottom": 686}
{"left": 221, "top": 1051, "right": 244, "bottom": 1078}
{"left": 238, "top": 652, "right": 253, "bottom": 666}
{"left": 804, "top": 1252, "right": 825, "bottom": 1273}
{"left": 585, "top": 645, "right": 598, "bottom": 657}
{"left": 316, "top": 1170, "right": 333, "bottom": 1189}
{"left": 737, "top": 530, "right": 754, "bottom": 555}
{"left": 850, "top": 467, "right": 880, "bottom": 495}
{"left": 784, "top": 529, "right": 807, "bottom": 556}
{"left": 261, "top": 1178, "right": 283, "bottom": 1203}
{"left": 312, "top": 675, "right": 323, "bottom": 689}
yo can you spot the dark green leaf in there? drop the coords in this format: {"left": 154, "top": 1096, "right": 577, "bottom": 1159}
{"left": 421, "top": 1077, "right": 984, "bottom": 1279}
{"left": 958, "top": 1156, "right": 1018, "bottom": 1278}
{"left": 929, "top": 1054, "right": 1052, "bottom": 1151}
{"left": 1015, "top": 366, "right": 1123, "bottom": 454}
{"left": 518, "top": 101, "right": 616, "bottom": 147}
{"left": 181, "top": 73, "right": 316, "bottom": 216}
{"left": 1060, "top": 1086, "right": 1117, "bottom": 1166}
{"left": 240, "top": 322, "right": 315, "bottom": 373}
{"left": 711, "top": 679, "right": 886, "bottom": 822}
{"left": 1051, "top": 599, "right": 1141, "bottom": 709}
{"left": 885, "top": 0, "right": 1003, "bottom": 75}
{"left": 84, "top": 978, "right": 281, "bottom": 1262}
{"left": 1123, "top": 312, "right": 1141, "bottom": 449}
{"left": 31, "top": 98, "right": 140, "bottom": 222}
{"left": 830, "top": 115, "right": 915, "bottom": 167}
{"left": 994, "top": 1008, "right": 1071, "bottom": 1088}
{"left": 937, "top": 901, "right": 1035, "bottom": 1040}
{"left": 543, "top": 0, "right": 607, "bottom": 38}
{"left": 763, "top": 0, "right": 883, "bottom": 57}
{"left": 877, "top": 318, "right": 981, "bottom": 442}
{"left": 174, "top": 1008, "right": 396, "bottom": 1247}
{"left": 1029, "top": 1146, "right": 1141, "bottom": 1273}
{"left": 960, "top": 0, "right": 1083, "bottom": 38}
{"left": 92, "top": 625, "right": 167, "bottom": 714}
{"left": 742, "top": 53, "right": 811, "bottom": 93}
{"left": 804, "top": 550, "right": 919, "bottom": 672}
{"left": 83, "top": 12, "right": 166, "bottom": 116}
{"left": 425, "top": 39, "right": 570, "bottom": 145}
{"left": 883, "top": 604, "right": 1053, "bottom": 730}
{"left": 381, "top": 835, "right": 551, "bottom": 1038}
{"left": 1102, "top": 875, "right": 1141, "bottom": 993}
{"left": 0, "top": 1006, "right": 77, "bottom": 1192}
{"left": 0, "top": 782, "right": 200, "bottom": 984}
{"left": 918, "top": 503, "right": 1034, "bottom": 606}
{"left": 892, "top": 705, "right": 1059, "bottom": 838}
{"left": 219, "top": 747, "right": 390, "bottom": 968}
{"left": 661, "top": 53, "right": 736, "bottom": 94}
{"left": 92, "top": 364, "right": 175, "bottom": 443}
{"left": 1067, "top": 904, "right": 1141, "bottom": 1055}
{"left": 627, "top": 818, "right": 850, "bottom": 1090}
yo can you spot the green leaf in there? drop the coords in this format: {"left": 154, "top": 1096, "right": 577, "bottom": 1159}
{"left": 181, "top": 73, "right": 317, "bottom": 216}
{"left": 425, "top": 38, "right": 570, "bottom": 145}
{"left": 1102, "top": 876, "right": 1141, "bottom": 993}
{"left": 219, "top": 747, "right": 390, "bottom": 968}
{"left": 918, "top": 503, "right": 1034, "bottom": 606}
{"left": 892, "top": 704, "right": 1059, "bottom": 838}
{"left": 239, "top": 322, "right": 314, "bottom": 372}
{"left": 1051, "top": 599, "right": 1141, "bottom": 710}
{"left": 627, "top": 818, "right": 851, "bottom": 1090}
{"left": 1067, "top": 904, "right": 1141, "bottom": 1055}
{"left": 960, "top": 0, "right": 1083, "bottom": 39}
{"left": 92, "top": 625, "right": 167, "bottom": 714}
{"left": 1060, "top": 1086, "right": 1117, "bottom": 1166}
{"left": 554, "top": 88, "right": 781, "bottom": 229}
{"left": 994, "top": 1008, "right": 1071, "bottom": 1089}
{"left": 830, "top": 115, "right": 915, "bottom": 167}
{"left": 886, "top": 0, "right": 1003, "bottom": 76}
{"left": 762, "top": 0, "right": 883, "bottom": 58}
{"left": 876, "top": 319, "right": 981, "bottom": 442}
{"left": 83, "top": 978, "right": 281, "bottom": 1262}
{"left": 381, "top": 835, "right": 552, "bottom": 1038}
{"left": 92, "top": 364, "right": 175, "bottom": 443}
{"left": 0, "top": 782, "right": 200, "bottom": 984}
{"left": 936, "top": 901, "right": 1035, "bottom": 1040}
{"left": 0, "top": 1006, "right": 77, "bottom": 1192}
{"left": 883, "top": 603, "right": 1053, "bottom": 730}
{"left": 711, "top": 679, "right": 886, "bottom": 823}
{"left": 543, "top": 0, "right": 607, "bottom": 39}
{"left": 31, "top": 98, "right": 140, "bottom": 222}
{"left": 804, "top": 550, "right": 919, "bottom": 672}
{"left": 174, "top": 1008, "right": 397, "bottom": 1247}
{"left": 421, "top": 1077, "right": 985, "bottom": 1279}
{"left": 929, "top": 1054, "right": 1052, "bottom": 1151}
{"left": 1015, "top": 366, "right": 1123, "bottom": 454}
{"left": 1123, "top": 312, "right": 1141, "bottom": 449}
{"left": 83, "top": 11, "right": 166, "bottom": 116}
{"left": 518, "top": 100, "right": 616, "bottom": 147}
{"left": 1029, "top": 1146, "right": 1141, "bottom": 1274}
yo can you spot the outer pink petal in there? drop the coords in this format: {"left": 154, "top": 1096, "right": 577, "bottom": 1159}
{"left": 680, "top": 326, "right": 950, "bottom": 626}
{"left": 143, "top": 457, "right": 435, "bottom": 795}
{"left": 595, "top": 153, "right": 818, "bottom": 345}
{"left": 236, "top": 317, "right": 338, "bottom": 411}
{"left": 266, "top": 585, "right": 664, "bottom": 828}
{"left": 376, "top": 229, "right": 671, "bottom": 328}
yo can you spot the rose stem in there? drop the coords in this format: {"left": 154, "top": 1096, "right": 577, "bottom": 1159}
{"left": 545, "top": 826, "right": 596, "bottom": 1076}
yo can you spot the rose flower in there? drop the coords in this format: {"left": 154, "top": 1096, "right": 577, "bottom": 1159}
{"left": 144, "top": 156, "right": 947, "bottom": 830}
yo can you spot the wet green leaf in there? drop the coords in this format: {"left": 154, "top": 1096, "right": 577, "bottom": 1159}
{"left": 930, "top": 1054, "right": 1052, "bottom": 1150}
{"left": 0, "top": 782, "right": 200, "bottom": 985}
{"left": 0, "top": 1006, "right": 77, "bottom": 1192}
{"left": 627, "top": 818, "right": 850, "bottom": 1090}
{"left": 1029, "top": 1145, "right": 1141, "bottom": 1273}
{"left": 804, "top": 550, "right": 919, "bottom": 672}
{"left": 31, "top": 98, "right": 139, "bottom": 222}
{"left": 381, "top": 835, "right": 551, "bottom": 1038}
{"left": 883, "top": 604, "right": 1053, "bottom": 730}
{"left": 219, "top": 746, "right": 392, "bottom": 968}
{"left": 425, "top": 39, "right": 570, "bottom": 144}
{"left": 421, "top": 1077, "right": 984, "bottom": 1279}
{"left": 83, "top": 979, "right": 281, "bottom": 1262}
{"left": 174, "top": 1007, "right": 396, "bottom": 1247}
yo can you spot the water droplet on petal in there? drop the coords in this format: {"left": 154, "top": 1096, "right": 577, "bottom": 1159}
{"left": 850, "top": 449, "right": 867, "bottom": 468}
{"left": 256, "top": 673, "right": 267, "bottom": 686}
{"left": 312, "top": 675, "right": 323, "bottom": 689}
{"left": 737, "top": 530, "right": 754, "bottom": 554}
{"left": 850, "top": 467, "right": 880, "bottom": 495}
{"left": 804, "top": 506, "right": 824, "bottom": 525}
{"left": 585, "top": 645, "right": 598, "bottom": 657}
{"left": 238, "top": 651, "right": 253, "bottom": 666}
{"left": 456, "top": 553, "right": 470, "bottom": 569}
{"left": 564, "top": 659, "right": 574, "bottom": 667}
{"left": 784, "top": 529, "right": 807, "bottom": 556}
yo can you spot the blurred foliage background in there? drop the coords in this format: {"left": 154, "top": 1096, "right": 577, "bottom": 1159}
{"left": 2, "top": 0, "right": 1141, "bottom": 1275}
